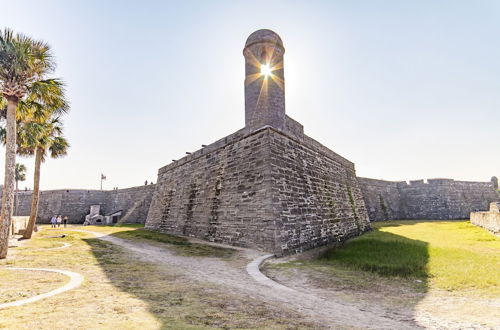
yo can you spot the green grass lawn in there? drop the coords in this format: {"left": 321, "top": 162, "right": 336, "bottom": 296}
{"left": 310, "top": 221, "right": 499, "bottom": 294}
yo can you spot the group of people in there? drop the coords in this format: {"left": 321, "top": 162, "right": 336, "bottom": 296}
{"left": 50, "top": 215, "right": 68, "bottom": 228}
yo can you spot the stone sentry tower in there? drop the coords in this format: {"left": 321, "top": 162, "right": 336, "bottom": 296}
{"left": 244, "top": 29, "right": 286, "bottom": 131}
{"left": 146, "top": 29, "right": 370, "bottom": 255}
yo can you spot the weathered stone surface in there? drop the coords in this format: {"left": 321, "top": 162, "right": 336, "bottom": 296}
{"left": 106, "top": 185, "right": 156, "bottom": 223}
{"left": 359, "top": 177, "right": 500, "bottom": 221}
{"left": 12, "top": 189, "right": 108, "bottom": 223}
{"left": 146, "top": 126, "right": 370, "bottom": 255}
{"left": 146, "top": 128, "right": 275, "bottom": 251}
{"left": 492, "top": 176, "right": 499, "bottom": 190}
{"left": 268, "top": 130, "right": 370, "bottom": 254}
{"left": 470, "top": 202, "right": 500, "bottom": 234}
{"left": 244, "top": 29, "right": 286, "bottom": 132}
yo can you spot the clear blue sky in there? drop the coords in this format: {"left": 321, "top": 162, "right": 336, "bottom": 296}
{"left": 1, "top": 0, "right": 499, "bottom": 190}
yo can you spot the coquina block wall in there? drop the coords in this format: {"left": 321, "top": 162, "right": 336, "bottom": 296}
{"left": 7, "top": 184, "right": 155, "bottom": 224}
{"left": 146, "top": 126, "right": 370, "bottom": 255}
{"left": 106, "top": 185, "right": 156, "bottom": 223}
{"left": 358, "top": 177, "right": 500, "bottom": 221}
{"left": 145, "top": 30, "right": 370, "bottom": 255}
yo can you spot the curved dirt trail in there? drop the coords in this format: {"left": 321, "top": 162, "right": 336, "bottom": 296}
{"left": 77, "top": 229, "right": 420, "bottom": 329}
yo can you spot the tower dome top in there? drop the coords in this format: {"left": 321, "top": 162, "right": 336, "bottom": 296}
{"left": 245, "top": 29, "right": 283, "bottom": 48}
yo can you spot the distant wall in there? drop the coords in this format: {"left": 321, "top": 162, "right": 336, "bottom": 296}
{"left": 359, "top": 177, "right": 500, "bottom": 221}
{"left": 356, "top": 178, "right": 404, "bottom": 221}
{"left": 13, "top": 189, "right": 109, "bottom": 223}
{"left": 105, "top": 184, "right": 156, "bottom": 224}
{"left": 470, "top": 202, "right": 500, "bottom": 234}
{"left": 5, "top": 185, "right": 155, "bottom": 224}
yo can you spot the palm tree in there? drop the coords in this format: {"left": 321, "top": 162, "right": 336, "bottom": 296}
{"left": 1, "top": 79, "right": 67, "bottom": 121}
{"left": 14, "top": 163, "right": 26, "bottom": 191}
{"left": 14, "top": 163, "right": 26, "bottom": 216}
{"left": 18, "top": 117, "right": 69, "bottom": 239}
{"left": 0, "top": 81, "right": 69, "bottom": 239}
{"left": 0, "top": 28, "right": 55, "bottom": 258}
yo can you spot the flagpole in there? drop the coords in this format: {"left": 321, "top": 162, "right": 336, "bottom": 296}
{"left": 100, "top": 173, "right": 106, "bottom": 190}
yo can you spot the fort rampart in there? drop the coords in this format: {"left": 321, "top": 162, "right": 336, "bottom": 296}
{"left": 145, "top": 126, "right": 370, "bottom": 255}
{"left": 359, "top": 177, "right": 499, "bottom": 221}
{"left": 6, "top": 184, "right": 155, "bottom": 224}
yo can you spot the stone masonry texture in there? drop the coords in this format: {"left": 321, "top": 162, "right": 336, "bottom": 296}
{"left": 358, "top": 177, "right": 500, "bottom": 221}
{"left": 244, "top": 29, "right": 286, "bottom": 132}
{"left": 145, "top": 126, "right": 371, "bottom": 255}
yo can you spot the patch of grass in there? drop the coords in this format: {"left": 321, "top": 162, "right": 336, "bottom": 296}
{"left": 319, "top": 233, "right": 428, "bottom": 278}
{"left": 306, "top": 220, "right": 499, "bottom": 294}
{"left": 15, "top": 233, "right": 78, "bottom": 250}
{"left": 111, "top": 229, "right": 235, "bottom": 258}
{"left": 80, "top": 224, "right": 145, "bottom": 234}
{"left": 115, "top": 229, "right": 190, "bottom": 246}
{"left": 113, "top": 223, "right": 144, "bottom": 228}
{"left": 0, "top": 269, "right": 68, "bottom": 304}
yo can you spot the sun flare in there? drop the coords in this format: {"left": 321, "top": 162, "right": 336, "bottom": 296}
{"left": 260, "top": 63, "right": 272, "bottom": 76}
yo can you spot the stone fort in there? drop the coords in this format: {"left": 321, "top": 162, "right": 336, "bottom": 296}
{"left": 6, "top": 30, "right": 499, "bottom": 255}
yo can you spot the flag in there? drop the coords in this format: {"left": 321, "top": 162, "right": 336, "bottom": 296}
{"left": 101, "top": 174, "right": 106, "bottom": 180}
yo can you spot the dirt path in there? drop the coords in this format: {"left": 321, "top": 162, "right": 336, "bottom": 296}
{"left": 77, "top": 229, "right": 420, "bottom": 329}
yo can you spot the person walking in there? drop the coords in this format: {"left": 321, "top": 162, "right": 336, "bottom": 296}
{"left": 56, "top": 215, "right": 62, "bottom": 228}
{"left": 50, "top": 215, "right": 57, "bottom": 228}
{"left": 63, "top": 216, "right": 68, "bottom": 227}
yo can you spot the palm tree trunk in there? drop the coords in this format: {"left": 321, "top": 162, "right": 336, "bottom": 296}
{"left": 14, "top": 180, "right": 18, "bottom": 216}
{"left": 0, "top": 98, "right": 18, "bottom": 258}
{"left": 23, "top": 147, "right": 42, "bottom": 239}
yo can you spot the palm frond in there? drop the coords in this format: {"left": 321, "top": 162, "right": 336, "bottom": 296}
{"left": 0, "top": 28, "right": 56, "bottom": 99}
{"left": 15, "top": 163, "right": 26, "bottom": 181}
{"left": 49, "top": 136, "right": 69, "bottom": 159}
